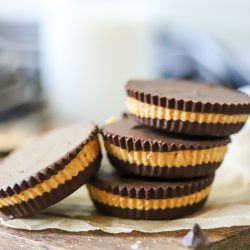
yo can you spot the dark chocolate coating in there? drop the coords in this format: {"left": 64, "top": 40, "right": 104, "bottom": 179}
{"left": 126, "top": 80, "right": 250, "bottom": 115}
{"left": 0, "top": 123, "right": 99, "bottom": 198}
{"left": 108, "top": 153, "right": 222, "bottom": 179}
{"left": 182, "top": 224, "right": 211, "bottom": 249}
{"left": 93, "top": 198, "right": 207, "bottom": 220}
{"left": 89, "top": 170, "right": 214, "bottom": 199}
{"left": 102, "top": 117, "right": 230, "bottom": 152}
{"left": 0, "top": 151, "right": 11, "bottom": 158}
{"left": 0, "top": 152, "right": 102, "bottom": 220}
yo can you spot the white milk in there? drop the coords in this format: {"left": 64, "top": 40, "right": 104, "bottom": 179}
{"left": 40, "top": 0, "right": 155, "bottom": 123}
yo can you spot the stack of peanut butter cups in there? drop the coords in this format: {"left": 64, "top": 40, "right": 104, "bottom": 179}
{"left": 88, "top": 80, "right": 250, "bottom": 220}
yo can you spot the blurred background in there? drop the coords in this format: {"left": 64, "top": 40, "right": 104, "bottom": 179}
{"left": 0, "top": 0, "right": 250, "bottom": 158}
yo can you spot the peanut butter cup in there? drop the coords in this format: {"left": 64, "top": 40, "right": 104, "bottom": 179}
{"left": 0, "top": 123, "right": 102, "bottom": 220}
{"left": 87, "top": 170, "right": 214, "bottom": 220}
{"left": 102, "top": 117, "right": 230, "bottom": 179}
{"left": 126, "top": 80, "right": 250, "bottom": 136}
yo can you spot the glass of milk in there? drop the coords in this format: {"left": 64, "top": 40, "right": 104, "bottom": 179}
{"left": 40, "top": 0, "right": 156, "bottom": 124}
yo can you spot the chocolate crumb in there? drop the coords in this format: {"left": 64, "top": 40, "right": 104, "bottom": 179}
{"left": 182, "top": 224, "right": 211, "bottom": 249}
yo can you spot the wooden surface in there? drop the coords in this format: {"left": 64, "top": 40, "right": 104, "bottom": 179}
{"left": 1, "top": 226, "right": 250, "bottom": 250}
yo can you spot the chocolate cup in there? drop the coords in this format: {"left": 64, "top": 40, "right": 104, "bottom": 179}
{"left": 0, "top": 125, "right": 99, "bottom": 198}
{"left": 0, "top": 152, "right": 102, "bottom": 220}
{"left": 88, "top": 170, "right": 214, "bottom": 220}
{"left": 102, "top": 117, "right": 229, "bottom": 178}
{"left": 126, "top": 80, "right": 250, "bottom": 137}
{"left": 126, "top": 80, "right": 250, "bottom": 115}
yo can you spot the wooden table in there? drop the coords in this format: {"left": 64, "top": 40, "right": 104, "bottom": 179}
{"left": 1, "top": 226, "right": 250, "bottom": 250}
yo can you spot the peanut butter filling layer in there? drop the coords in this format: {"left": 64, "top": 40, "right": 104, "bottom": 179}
{"left": 0, "top": 139, "right": 100, "bottom": 208}
{"left": 127, "top": 97, "right": 248, "bottom": 124}
{"left": 88, "top": 185, "right": 211, "bottom": 210}
{"left": 105, "top": 141, "right": 227, "bottom": 168}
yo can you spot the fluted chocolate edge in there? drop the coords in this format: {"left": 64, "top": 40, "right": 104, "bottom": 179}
{"left": 101, "top": 128, "right": 230, "bottom": 152}
{"left": 0, "top": 152, "right": 102, "bottom": 220}
{"left": 126, "top": 84, "right": 250, "bottom": 115}
{"left": 0, "top": 126, "right": 100, "bottom": 198}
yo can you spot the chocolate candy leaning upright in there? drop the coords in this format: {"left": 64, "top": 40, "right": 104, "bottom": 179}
{"left": 102, "top": 117, "right": 230, "bottom": 179}
{"left": 87, "top": 170, "right": 215, "bottom": 220}
{"left": 0, "top": 123, "right": 102, "bottom": 220}
{"left": 126, "top": 80, "right": 250, "bottom": 137}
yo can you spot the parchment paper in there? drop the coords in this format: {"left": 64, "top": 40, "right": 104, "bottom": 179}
{"left": 1, "top": 128, "right": 250, "bottom": 233}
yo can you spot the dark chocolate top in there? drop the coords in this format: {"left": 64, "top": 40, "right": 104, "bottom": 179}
{"left": 0, "top": 123, "right": 98, "bottom": 197}
{"left": 126, "top": 80, "right": 250, "bottom": 114}
{"left": 102, "top": 117, "right": 230, "bottom": 152}
{"left": 89, "top": 169, "right": 214, "bottom": 199}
